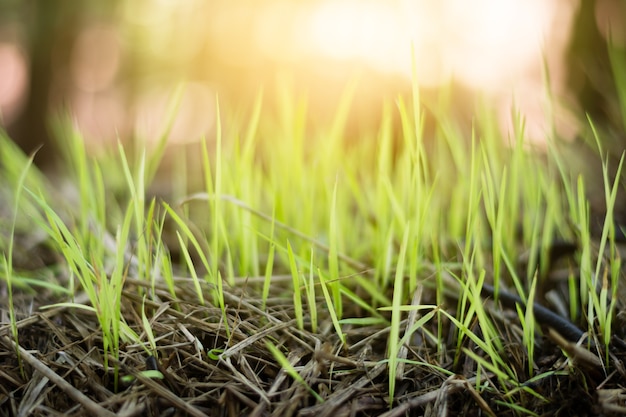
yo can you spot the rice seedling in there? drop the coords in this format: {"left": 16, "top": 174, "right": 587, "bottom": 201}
{"left": 3, "top": 64, "right": 626, "bottom": 415}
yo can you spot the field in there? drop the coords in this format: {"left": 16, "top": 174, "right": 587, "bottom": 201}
{"left": 2, "top": 79, "right": 626, "bottom": 416}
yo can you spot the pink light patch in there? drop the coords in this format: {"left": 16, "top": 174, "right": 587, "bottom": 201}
{"left": 0, "top": 42, "right": 28, "bottom": 125}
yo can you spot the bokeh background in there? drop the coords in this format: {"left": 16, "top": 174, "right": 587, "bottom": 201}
{"left": 0, "top": 0, "right": 624, "bottom": 167}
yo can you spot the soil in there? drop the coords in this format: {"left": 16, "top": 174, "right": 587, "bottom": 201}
{"left": 3, "top": 235, "right": 626, "bottom": 416}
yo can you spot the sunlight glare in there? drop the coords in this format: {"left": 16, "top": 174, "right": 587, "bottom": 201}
{"left": 307, "top": 1, "right": 409, "bottom": 73}
{"left": 442, "top": 0, "right": 553, "bottom": 89}
{"left": 304, "top": 0, "right": 568, "bottom": 91}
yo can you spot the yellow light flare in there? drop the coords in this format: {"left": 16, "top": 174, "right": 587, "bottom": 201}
{"left": 126, "top": 0, "right": 574, "bottom": 94}
{"left": 300, "top": 0, "right": 573, "bottom": 91}
{"left": 297, "top": 0, "right": 577, "bottom": 142}
{"left": 440, "top": 0, "right": 556, "bottom": 89}
{"left": 306, "top": 1, "right": 409, "bottom": 67}
{"left": 66, "top": 0, "right": 580, "bottom": 147}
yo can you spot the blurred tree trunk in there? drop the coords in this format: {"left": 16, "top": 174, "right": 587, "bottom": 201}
{"left": 564, "top": 0, "right": 626, "bottom": 226}
{"left": 565, "top": 0, "right": 614, "bottom": 125}
{"left": 6, "top": 2, "right": 81, "bottom": 169}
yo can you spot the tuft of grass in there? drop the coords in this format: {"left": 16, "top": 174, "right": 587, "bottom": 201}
{"left": 287, "top": 240, "right": 304, "bottom": 331}
{"left": 386, "top": 225, "right": 411, "bottom": 402}
{"left": 3, "top": 65, "right": 626, "bottom": 414}
{"left": 1, "top": 143, "right": 39, "bottom": 376}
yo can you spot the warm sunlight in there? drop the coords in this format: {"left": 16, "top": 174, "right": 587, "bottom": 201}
{"left": 305, "top": 1, "right": 409, "bottom": 74}
{"left": 4, "top": 2, "right": 626, "bottom": 415}
{"left": 2, "top": 0, "right": 581, "bottom": 146}
{"left": 301, "top": 0, "right": 571, "bottom": 90}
